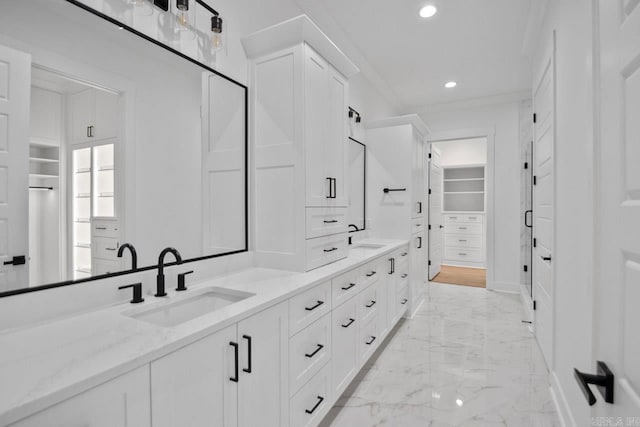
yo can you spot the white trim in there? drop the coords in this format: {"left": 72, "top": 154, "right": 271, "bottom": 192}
{"left": 363, "top": 114, "right": 430, "bottom": 136}
{"left": 412, "top": 91, "right": 531, "bottom": 114}
{"left": 489, "top": 281, "right": 519, "bottom": 294}
{"left": 550, "top": 372, "right": 574, "bottom": 427}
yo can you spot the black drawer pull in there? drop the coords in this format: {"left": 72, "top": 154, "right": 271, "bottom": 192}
{"left": 305, "top": 300, "right": 324, "bottom": 311}
{"left": 305, "top": 344, "right": 324, "bottom": 358}
{"left": 341, "top": 318, "right": 355, "bottom": 328}
{"left": 242, "top": 335, "right": 252, "bottom": 374}
{"left": 401, "top": 273, "right": 408, "bottom": 278}
{"left": 365, "top": 271, "right": 376, "bottom": 277}
{"left": 323, "top": 220, "right": 338, "bottom": 224}
{"left": 365, "top": 336, "right": 376, "bottom": 345}
{"left": 95, "top": 227, "right": 107, "bottom": 230}
{"left": 401, "top": 252, "right": 408, "bottom": 256}
{"left": 541, "top": 255, "right": 552, "bottom": 262}
{"left": 459, "top": 253, "right": 467, "bottom": 256}
{"left": 229, "top": 341, "right": 239, "bottom": 382}
{"left": 365, "top": 300, "right": 376, "bottom": 308}
{"left": 305, "top": 396, "right": 325, "bottom": 414}
{"left": 323, "top": 247, "right": 338, "bottom": 253}
{"left": 341, "top": 282, "right": 356, "bottom": 291}
{"left": 459, "top": 227, "right": 468, "bottom": 230}
{"left": 458, "top": 239, "right": 467, "bottom": 242}
{"left": 401, "top": 298, "right": 408, "bottom": 305}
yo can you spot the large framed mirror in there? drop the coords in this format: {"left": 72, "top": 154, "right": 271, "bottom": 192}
{"left": 0, "top": 0, "right": 247, "bottom": 297}
{"left": 347, "top": 136, "right": 366, "bottom": 232}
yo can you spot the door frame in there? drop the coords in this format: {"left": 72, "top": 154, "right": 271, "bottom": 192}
{"left": 426, "top": 128, "right": 495, "bottom": 289}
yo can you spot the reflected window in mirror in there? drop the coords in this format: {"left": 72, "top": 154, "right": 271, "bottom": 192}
{"left": 347, "top": 137, "right": 366, "bottom": 233}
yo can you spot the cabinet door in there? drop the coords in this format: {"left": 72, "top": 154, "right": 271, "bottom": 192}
{"left": 411, "top": 130, "right": 425, "bottom": 219}
{"left": 331, "top": 296, "right": 358, "bottom": 396}
{"left": 325, "top": 67, "right": 348, "bottom": 207}
{"left": 151, "top": 325, "right": 238, "bottom": 427}
{"left": 410, "top": 231, "right": 427, "bottom": 313}
{"left": 304, "top": 46, "right": 330, "bottom": 207}
{"left": 9, "top": 366, "right": 150, "bottom": 427}
{"left": 237, "top": 302, "right": 289, "bottom": 427}
{"left": 69, "top": 89, "right": 94, "bottom": 145}
{"left": 93, "top": 89, "right": 118, "bottom": 141}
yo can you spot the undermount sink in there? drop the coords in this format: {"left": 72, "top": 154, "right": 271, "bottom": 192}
{"left": 125, "top": 288, "right": 254, "bottom": 327}
{"left": 351, "top": 243, "right": 385, "bottom": 252}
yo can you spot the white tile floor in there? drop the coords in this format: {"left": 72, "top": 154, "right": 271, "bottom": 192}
{"left": 322, "top": 282, "right": 560, "bottom": 427}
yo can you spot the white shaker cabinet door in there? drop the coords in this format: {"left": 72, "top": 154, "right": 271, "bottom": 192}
{"left": 237, "top": 302, "right": 289, "bottom": 427}
{"left": 151, "top": 324, "right": 238, "bottom": 427}
{"left": 325, "top": 67, "right": 348, "bottom": 208}
{"left": 9, "top": 366, "right": 151, "bottom": 427}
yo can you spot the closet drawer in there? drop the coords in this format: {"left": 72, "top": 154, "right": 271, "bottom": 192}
{"left": 463, "top": 214, "right": 483, "bottom": 223}
{"left": 92, "top": 219, "right": 119, "bottom": 237}
{"left": 358, "top": 281, "right": 379, "bottom": 324}
{"left": 445, "top": 248, "right": 483, "bottom": 263}
{"left": 358, "top": 315, "right": 379, "bottom": 363}
{"left": 411, "top": 218, "right": 425, "bottom": 234}
{"left": 289, "top": 314, "right": 331, "bottom": 396}
{"left": 332, "top": 269, "right": 359, "bottom": 308}
{"left": 305, "top": 234, "right": 348, "bottom": 271}
{"left": 290, "top": 363, "right": 331, "bottom": 427}
{"left": 445, "top": 235, "right": 482, "bottom": 249}
{"left": 444, "top": 214, "right": 462, "bottom": 223}
{"left": 94, "top": 237, "right": 119, "bottom": 260}
{"left": 305, "top": 207, "right": 348, "bottom": 239}
{"left": 289, "top": 281, "right": 331, "bottom": 336}
{"left": 445, "top": 223, "right": 482, "bottom": 235}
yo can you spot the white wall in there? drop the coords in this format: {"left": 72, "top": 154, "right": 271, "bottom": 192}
{"left": 533, "top": 1, "right": 594, "bottom": 425}
{"left": 433, "top": 137, "right": 487, "bottom": 167}
{"left": 418, "top": 102, "right": 521, "bottom": 292}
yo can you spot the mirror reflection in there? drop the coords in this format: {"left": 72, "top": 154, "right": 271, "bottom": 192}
{"left": 348, "top": 137, "right": 366, "bottom": 232}
{"left": 0, "top": 0, "right": 247, "bottom": 294}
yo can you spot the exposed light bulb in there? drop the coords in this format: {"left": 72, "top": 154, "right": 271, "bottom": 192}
{"left": 445, "top": 81, "right": 457, "bottom": 89}
{"left": 212, "top": 34, "right": 223, "bottom": 51}
{"left": 210, "top": 15, "right": 224, "bottom": 53}
{"left": 176, "top": 0, "right": 189, "bottom": 30}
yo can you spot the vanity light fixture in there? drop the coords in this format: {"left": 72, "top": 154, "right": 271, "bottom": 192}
{"left": 444, "top": 81, "right": 457, "bottom": 89}
{"left": 176, "top": 0, "right": 190, "bottom": 29}
{"left": 419, "top": 5, "right": 437, "bottom": 18}
{"left": 210, "top": 14, "right": 224, "bottom": 52}
{"left": 348, "top": 106, "right": 362, "bottom": 123}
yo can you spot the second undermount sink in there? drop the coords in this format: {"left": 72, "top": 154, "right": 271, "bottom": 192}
{"left": 125, "top": 288, "right": 254, "bottom": 327}
{"left": 350, "top": 243, "right": 385, "bottom": 252}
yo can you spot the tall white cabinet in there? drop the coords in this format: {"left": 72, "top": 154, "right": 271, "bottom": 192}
{"left": 364, "top": 115, "right": 429, "bottom": 316}
{"left": 242, "top": 16, "right": 359, "bottom": 272}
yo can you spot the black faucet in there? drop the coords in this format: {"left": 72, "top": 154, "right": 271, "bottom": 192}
{"left": 117, "top": 243, "right": 138, "bottom": 270}
{"left": 348, "top": 224, "right": 360, "bottom": 232}
{"left": 156, "top": 247, "right": 182, "bottom": 297}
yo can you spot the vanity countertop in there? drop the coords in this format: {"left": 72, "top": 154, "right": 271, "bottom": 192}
{"left": 0, "top": 238, "right": 408, "bottom": 425}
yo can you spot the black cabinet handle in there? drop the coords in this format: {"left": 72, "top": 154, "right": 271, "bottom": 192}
{"left": 401, "top": 273, "right": 408, "bottom": 278}
{"left": 305, "top": 300, "right": 324, "bottom": 311}
{"left": 365, "top": 271, "right": 376, "bottom": 277}
{"left": 417, "top": 236, "right": 422, "bottom": 249}
{"left": 401, "top": 252, "right": 408, "bottom": 257}
{"left": 383, "top": 187, "right": 406, "bottom": 193}
{"left": 87, "top": 126, "right": 90, "bottom": 138}
{"left": 459, "top": 253, "right": 467, "bottom": 256}
{"left": 524, "top": 210, "right": 533, "bottom": 228}
{"left": 541, "top": 255, "right": 552, "bottom": 262}
{"left": 417, "top": 201, "right": 422, "bottom": 214}
{"left": 341, "top": 283, "right": 356, "bottom": 291}
{"left": 3, "top": 255, "right": 26, "bottom": 266}
{"left": 323, "top": 220, "right": 338, "bottom": 224}
{"left": 326, "top": 177, "right": 332, "bottom": 199}
{"left": 305, "top": 344, "right": 324, "bottom": 358}
{"left": 574, "top": 361, "right": 614, "bottom": 406}
{"left": 332, "top": 178, "right": 337, "bottom": 199}
{"left": 341, "top": 318, "right": 355, "bottom": 328}
{"left": 305, "top": 396, "right": 324, "bottom": 414}
{"left": 401, "top": 298, "right": 408, "bottom": 305}
{"left": 459, "top": 239, "right": 467, "bottom": 242}
{"left": 323, "top": 247, "right": 338, "bottom": 253}
{"left": 326, "top": 178, "right": 336, "bottom": 199}
{"left": 459, "top": 227, "right": 468, "bottom": 230}
{"left": 95, "top": 226, "right": 107, "bottom": 230}
{"left": 366, "top": 336, "right": 376, "bottom": 345}
{"left": 365, "top": 300, "right": 376, "bottom": 308}
{"left": 242, "top": 335, "right": 252, "bottom": 374}
{"left": 229, "top": 341, "right": 239, "bottom": 382}
{"left": 388, "top": 258, "right": 394, "bottom": 275}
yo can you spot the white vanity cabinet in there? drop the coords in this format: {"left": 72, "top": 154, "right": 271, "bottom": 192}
{"left": 151, "top": 302, "right": 289, "bottom": 427}
{"left": 9, "top": 366, "right": 151, "bottom": 427}
{"left": 243, "top": 16, "right": 359, "bottom": 272}
{"left": 69, "top": 88, "right": 118, "bottom": 145}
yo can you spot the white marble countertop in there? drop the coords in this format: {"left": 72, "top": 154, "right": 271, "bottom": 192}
{"left": 0, "top": 239, "right": 407, "bottom": 425}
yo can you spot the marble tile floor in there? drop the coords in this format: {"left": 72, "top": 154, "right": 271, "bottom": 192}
{"left": 321, "top": 282, "right": 560, "bottom": 427}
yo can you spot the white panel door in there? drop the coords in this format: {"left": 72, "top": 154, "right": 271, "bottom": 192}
{"left": 0, "top": 44, "right": 30, "bottom": 292}
{"left": 532, "top": 37, "right": 555, "bottom": 369}
{"left": 237, "top": 302, "right": 289, "bottom": 427}
{"left": 591, "top": 0, "right": 640, "bottom": 417}
{"left": 428, "top": 145, "right": 443, "bottom": 280}
{"left": 326, "top": 67, "right": 348, "bottom": 207}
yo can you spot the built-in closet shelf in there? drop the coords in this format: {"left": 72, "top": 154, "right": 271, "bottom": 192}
{"left": 97, "top": 165, "right": 114, "bottom": 171}
{"left": 75, "top": 218, "right": 90, "bottom": 223}
{"left": 75, "top": 267, "right": 91, "bottom": 274}
{"left": 29, "top": 173, "right": 58, "bottom": 179}
{"left": 74, "top": 243, "right": 91, "bottom": 249}
{"left": 443, "top": 191, "right": 484, "bottom": 194}
{"left": 75, "top": 194, "right": 91, "bottom": 199}
{"left": 443, "top": 178, "right": 484, "bottom": 182}
{"left": 29, "top": 157, "right": 59, "bottom": 164}
{"left": 98, "top": 193, "right": 114, "bottom": 198}
{"left": 75, "top": 168, "right": 91, "bottom": 174}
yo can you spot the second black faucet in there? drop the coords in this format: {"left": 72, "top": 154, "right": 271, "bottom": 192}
{"left": 156, "top": 247, "right": 182, "bottom": 297}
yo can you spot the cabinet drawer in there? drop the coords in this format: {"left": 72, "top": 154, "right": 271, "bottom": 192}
{"left": 411, "top": 218, "right": 426, "bottom": 234}
{"left": 444, "top": 248, "right": 483, "bottom": 262}
{"left": 92, "top": 219, "right": 119, "bottom": 237}
{"left": 305, "top": 234, "right": 348, "bottom": 271}
{"left": 306, "top": 207, "right": 348, "bottom": 239}
{"left": 444, "top": 214, "right": 462, "bottom": 223}
{"left": 357, "top": 261, "right": 380, "bottom": 289}
{"left": 463, "top": 214, "right": 483, "bottom": 223}
{"left": 358, "top": 315, "right": 379, "bottom": 363}
{"left": 94, "top": 237, "right": 119, "bottom": 260}
{"left": 289, "top": 314, "right": 331, "bottom": 396}
{"left": 358, "top": 281, "right": 379, "bottom": 324}
{"left": 93, "top": 259, "right": 121, "bottom": 275}
{"left": 289, "top": 281, "right": 331, "bottom": 336}
{"left": 445, "top": 235, "right": 482, "bottom": 249}
{"left": 331, "top": 297, "right": 358, "bottom": 395}
{"left": 398, "top": 285, "right": 409, "bottom": 316}
{"left": 331, "top": 269, "right": 359, "bottom": 308}
{"left": 290, "top": 363, "right": 331, "bottom": 427}
{"left": 445, "top": 223, "right": 482, "bottom": 235}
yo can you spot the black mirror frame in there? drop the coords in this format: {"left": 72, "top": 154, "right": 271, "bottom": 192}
{"left": 348, "top": 136, "right": 366, "bottom": 233}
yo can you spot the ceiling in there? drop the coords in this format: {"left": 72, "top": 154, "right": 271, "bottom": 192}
{"left": 299, "top": 0, "right": 535, "bottom": 110}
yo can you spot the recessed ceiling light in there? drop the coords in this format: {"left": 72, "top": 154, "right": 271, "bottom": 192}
{"left": 419, "top": 5, "right": 437, "bottom": 18}
{"left": 445, "top": 81, "right": 457, "bottom": 89}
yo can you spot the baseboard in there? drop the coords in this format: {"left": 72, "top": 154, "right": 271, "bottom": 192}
{"left": 406, "top": 296, "right": 425, "bottom": 319}
{"left": 550, "top": 371, "right": 574, "bottom": 427}
{"left": 487, "top": 280, "right": 519, "bottom": 293}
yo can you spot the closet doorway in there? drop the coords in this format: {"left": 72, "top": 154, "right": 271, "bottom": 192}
{"left": 427, "top": 137, "right": 488, "bottom": 288}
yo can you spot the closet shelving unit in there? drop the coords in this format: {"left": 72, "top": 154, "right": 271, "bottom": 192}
{"left": 29, "top": 143, "right": 60, "bottom": 185}
{"left": 442, "top": 165, "right": 485, "bottom": 212}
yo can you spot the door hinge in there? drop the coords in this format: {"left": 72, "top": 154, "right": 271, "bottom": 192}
{"left": 428, "top": 224, "right": 432, "bottom": 230}
{"left": 523, "top": 265, "right": 528, "bottom": 272}
{"left": 533, "top": 176, "right": 537, "bottom": 185}
{"left": 533, "top": 238, "right": 537, "bottom": 248}
{"left": 533, "top": 113, "right": 537, "bottom": 123}
{"left": 524, "top": 162, "right": 528, "bottom": 170}
{"left": 533, "top": 300, "right": 537, "bottom": 310}
{"left": 428, "top": 260, "right": 432, "bottom": 266}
